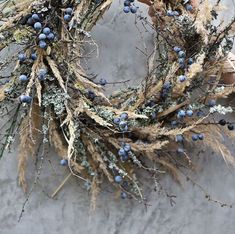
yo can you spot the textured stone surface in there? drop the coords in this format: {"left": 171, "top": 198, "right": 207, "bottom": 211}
{"left": 0, "top": 1, "right": 235, "bottom": 234}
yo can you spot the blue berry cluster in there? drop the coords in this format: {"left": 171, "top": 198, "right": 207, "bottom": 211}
{"left": 118, "top": 143, "right": 132, "bottom": 161}
{"left": 219, "top": 119, "right": 234, "bottom": 131}
{"left": 177, "top": 109, "right": 194, "bottom": 118}
{"left": 123, "top": 0, "right": 138, "bottom": 14}
{"left": 27, "top": 13, "right": 55, "bottom": 49}
{"left": 113, "top": 112, "right": 129, "bottom": 132}
{"left": 191, "top": 133, "right": 204, "bottom": 141}
{"left": 173, "top": 46, "right": 193, "bottom": 77}
{"left": 64, "top": 7, "right": 73, "bottom": 22}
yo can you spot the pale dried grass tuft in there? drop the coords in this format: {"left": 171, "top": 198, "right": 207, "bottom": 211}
{"left": 18, "top": 101, "right": 41, "bottom": 192}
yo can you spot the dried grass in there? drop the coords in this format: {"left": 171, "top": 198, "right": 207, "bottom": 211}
{"left": 83, "top": 135, "right": 114, "bottom": 183}
{"left": 197, "top": 125, "right": 235, "bottom": 168}
{"left": 131, "top": 140, "right": 169, "bottom": 153}
{"left": 85, "top": 108, "right": 113, "bottom": 127}
{"left": 49, "top": 119, "right": 68, "bottom": 158}
{"left": 90, "top": 176, "right": 100, "bottom": 211}
{"left": 46, "top": 56, "right": 66, "bottom": 92}
{"left": 18, "top": 101, "right": 41, "bottom": 192}
{"left": 193, "top": 0, "right": 213, "bottom": 43}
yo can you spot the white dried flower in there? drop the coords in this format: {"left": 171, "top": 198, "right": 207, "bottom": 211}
{"left": 210, "top": 104, "right": 233, "bottom": 115}
{"left": 215, "top": 86, "right": 225, "bottom": 93}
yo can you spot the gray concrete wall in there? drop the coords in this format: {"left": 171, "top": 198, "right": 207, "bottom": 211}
{"left": 0, "top": 1, "right": 235, "bottom": 234}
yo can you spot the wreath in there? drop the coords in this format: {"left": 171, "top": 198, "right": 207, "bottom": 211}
{"left": 0, "top": 0, "right": 235, "bottom": 217}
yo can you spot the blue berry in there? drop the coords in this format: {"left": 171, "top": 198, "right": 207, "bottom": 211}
{"left": 19, "top": 74, "right": 28, "bottom": 82}
{"left": 177, "top": 110, "right": 186, "bottom": 118}
{"left": 38, "top": 33, "right": 47, "bottom": 40}
{"left": 178, "top": 58, "right": 185, "bottom": 64}
{"left": 64, "top": 14, "right": 71, "bottom": 22}
{"left": 163, "top": 81, "right": 171, "bottom": 90}
{"left": 124, "top": 143, "right": 131, "bottom": 152}
{"left": 191, "top": 134, "right": 199, "bottom": 141}
{"left": 178, "top": 75, "right": 186, "bottom": 82}
{"left": 130, "top": 5, "right": 137, "bottom": 13}
{"left": 178, "top": 58, "right": 185, "bottom": 68}
{"left": 39, "top": 40, "right": 47, "bottom": 49}
{"left": 121, "top": 191, "right": 127, "bottom": 199}
{"left": 18, "top": 53, "right": 26, "bottom": 62}
{"left": 31, "top": 53, "right": 37, "bottom": 60}
{"left": 124, "top": 0, "right": 131, "bottom": 6}
{"left": 118, "top": 148, "right": 127, "bottom": 157}
{"left": 176, "top": 134, "right": 184, "bottom": 142}
{"left": 60, "top": 159, "right": 68, "bottom": 166}
{"left": 219, "top": 119, "right": 227, "bottom": 126}
{"left": 43, "top": 27, "right": 51, "bottom": 35}
{"left": 188, "top": 58, "right": 193, "bottom": 65}
{"left": 27, "top": 17, "right": 34, "bottom": 26}
{"left": 34, "top": 22, "right": 42, "bottom": 30}
{"left": 119, "top": 121, "right": 128, "bottom": 131}
{"left": 177, "top": 148, "right": 185, "bottom": 154}
{"left": 173, "top": 11, "right": 179, "bottom": 16}
{"left": 88, "top": 90, "right": 95, "bottom": 100}
{"left": 20, "top": 95, "right": 32, "bottom": 103}
{"left": 196, "top": 110, "right": 204, "bottom": 117}
{"left": 38, "top": 68, "right": 47, "bottom": 80}
{"left": 123, "top": 6, "right": 130, "bottom": 13}
{"left": 228, "top": 124, "right": 234, "bottom": 131}
{"left": 113, "top": 117, "right": 121, "bottom": 124}
{"left": 120, "top": 113, "right": 128, "bottom": 120}
{"left": 99, "top": 78, "right": 107, "bottom": 86}
{"left": 208, "top": 99, "right": 216, "bottom": 107}
{"left": 115, "top": 175, "right": 122, "bottom": 183}
{"left": 173, "top": 46, "right": 181, "bottom": 52}
{"left": 186, "top": 4, "right": 193, "bottom": 11}
{"left": 65, "top": 7, "right": 73, "bottom": 15}
{"left": 198, "top": 133, "right": 204, "bottom": 140}
{"left": 47, "top": 33, "right": 55, "bottom": 40}
{"left": 121, "top": 154, "right": 129, "bottom": 161}
{"left": 178, "top": 51, "right": 186, "bottom": 58}
{"left": 186, "top": 109, "right": 193, "bottom": 117}
{"left": 32, "top": 13, "right": 40, "bottom": 21}
{"left": 171, "top": 120, "right": 178, "bottom": 127}
{"left": 167, "top": 10, "right": 174, "bottom": 16}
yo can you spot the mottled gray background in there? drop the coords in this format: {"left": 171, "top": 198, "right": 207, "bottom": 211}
{"left": 1, "top": 1, "right": 235, "bottom": 234}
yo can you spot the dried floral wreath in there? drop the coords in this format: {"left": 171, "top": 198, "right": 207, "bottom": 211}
{"left": 0, "top": 0, "right": 235, "bottom": 212}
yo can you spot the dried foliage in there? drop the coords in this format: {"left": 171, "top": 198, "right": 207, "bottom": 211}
{"left": 0, "top": 0, "right": 235, "bottom": 209}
